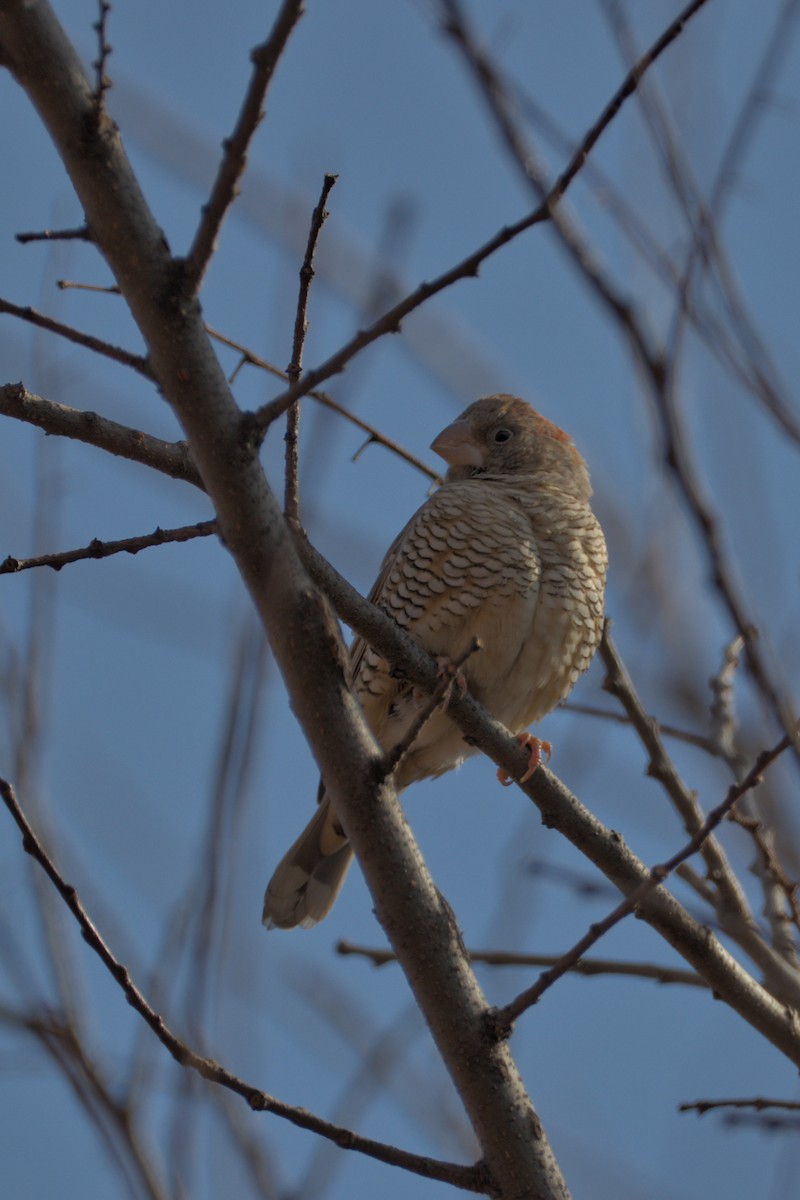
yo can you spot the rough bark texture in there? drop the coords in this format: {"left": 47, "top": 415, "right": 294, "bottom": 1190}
{"left": 0, "top": 4, "right": 573, "bottom": 1196}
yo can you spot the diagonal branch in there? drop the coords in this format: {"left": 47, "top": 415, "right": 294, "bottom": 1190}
{"left": 182, "top": 0, "right": 305, "bottom": 291}
{"left": 0, "top": 777, "right": 488, "bottom": 1195}
{"left": 0, "top": 519, "right": 217, "bottom": 575}
{"left": 495, "top": 727, "right": 793, "bottom": 1031}
{"left": 0, "top": 297, "right": 150, "bottom": 375}
{"left": 0, "top": 7, "right": 573, "bottom": 1195}
{"left": 0, "top": 383, "right": 201, "bottom": 486}
{"left": 205, "top": 325, "right": 440, "bottom": 481}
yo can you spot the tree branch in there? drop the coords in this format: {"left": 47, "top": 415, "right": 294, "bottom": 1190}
{"left": 284, "top": 172, "right": 337, "bottom": 523}
{"left": 0, "top": 7, "right": 573, "bottom": 1195}
{"left": 0, "top": 777, "right": 487, "bottom": 1195}
{"left": 0, "top": 519, "right": 217, "bottom": 575}
{"left": 495, "top": 728, "right": 792, "bottom": 1031}
{"left": 0, "top": 297, "right": 150, "bottom": 375}
{"left": 205, "top": 324, "right": 440, "bottom": 481}
{"left": 182, "top": 0, "right": 305, "bottom": 290}
{"left": 0, "top": 383, "right": 201, "bottom": 486}
{"left": 336, "top": 942, "right": 708, "bottom": 989}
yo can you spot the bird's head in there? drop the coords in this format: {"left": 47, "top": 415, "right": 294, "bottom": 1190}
{"left": 431, "top": 394, "right": 592, "bottom": 499}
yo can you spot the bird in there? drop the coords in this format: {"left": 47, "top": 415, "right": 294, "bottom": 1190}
{"left": 263, "top": 394, "right": 607, "bottom": 929}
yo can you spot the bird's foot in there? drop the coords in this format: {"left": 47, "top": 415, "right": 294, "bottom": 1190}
{"left": 497, "top": 733, "right": 552, "bottom": 787}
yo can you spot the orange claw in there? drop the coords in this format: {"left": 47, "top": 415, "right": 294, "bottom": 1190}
{"left": 497, "top": 733, "right": 553, "bottom": 787}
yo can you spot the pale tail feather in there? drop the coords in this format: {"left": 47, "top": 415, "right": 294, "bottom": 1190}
{"left": 262, "top": 797, "right": 354, "bottom": 930}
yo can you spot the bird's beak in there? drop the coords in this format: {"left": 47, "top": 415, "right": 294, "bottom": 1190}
{"left": 430, "top": 418, "right": 484, "bottom": 468}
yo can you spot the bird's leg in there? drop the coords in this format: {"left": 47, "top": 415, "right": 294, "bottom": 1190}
{"left": 497, "top": 732, "right": 552, "bottom": 787}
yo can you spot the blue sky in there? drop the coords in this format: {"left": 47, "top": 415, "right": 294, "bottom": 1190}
{"left": 2, "top": 2, "right": 800, "bottom": 1198}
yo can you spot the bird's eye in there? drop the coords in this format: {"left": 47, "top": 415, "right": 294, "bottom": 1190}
{"left": 493, "top": 428, "right": 513, "bottom": 444}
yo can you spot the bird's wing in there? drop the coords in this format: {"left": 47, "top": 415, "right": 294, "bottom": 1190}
{"left": 348, "top": 480, "right": 541, "bottom": 714}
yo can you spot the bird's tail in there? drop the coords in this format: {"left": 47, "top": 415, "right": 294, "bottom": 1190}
{"left": 262, "top": 796, "right": 353, "bottom": 930}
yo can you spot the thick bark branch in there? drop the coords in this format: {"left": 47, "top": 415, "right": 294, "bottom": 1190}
{"left": 0, "top": 5, "right": 572, "bottom": 1196}
{"left": 0, "top": 382, "right": 200, "bottom": 484}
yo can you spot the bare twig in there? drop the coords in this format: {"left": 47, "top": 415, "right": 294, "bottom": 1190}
{"left": 0, "top": 297, "right": 150, "bottom": 375}
{"left": 285, "top": 172, "right": 337, "bottom": 523}
{"left": 608, "top": 0, "right": 800, "bottom": 445}
{"left": 0, "top": 383, "right": 201, "bottom": 486}
{"left": 206, "top": 325, "right": 440, "bottom": 481}
{"left": 16, "top": 225, "right": 92, "bottom": 244}
{"left": 509, "top": 77, "right": 800, "bottom": 442}
{"left": 0, "top": 776, "right": 489, "bottom": 1194}
{"left": 708, "top": 635, "right": 746, "bottom": 766}
{"left": 183, "top": 0, "right": 304, "bottom": 290}
{"left": 494, "top": 729, "right": 793, "bottom": 1032}
{"left": 92, "top": 0, "right": 112, "bottom": 113}
{"left": 728, "top": 807, "right": 800, "bottom": 933}
{"left": 57, "top": 278, "right": 119, "bottom": 293}
{"left": 680, "top": 1096, "right": 800, "bottom": 1116}
{"left": 652, "top": 356, "right": 799, "bottom": 753}
{"left": 599, "top": 624, "right": 755, "bottom": 925}
{"left": 381, "top": 639, "right": 480, "bottom": 778}
{"left": 564, "top": 700, "right": 722, "bottom": 758}
{"left": 0, "top": 519, "right": 217, "bottom": 575}
{"left": 336, "top": 941, "right": 708, "bottom": 988}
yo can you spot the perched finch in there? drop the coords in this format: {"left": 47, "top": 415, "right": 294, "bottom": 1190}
{"left": 263, "top": 395, "right": 607, "bottom": 929}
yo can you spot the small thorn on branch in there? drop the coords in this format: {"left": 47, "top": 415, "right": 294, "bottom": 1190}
{"left": 92, "top": 0, "right": 113, "bottom": 113}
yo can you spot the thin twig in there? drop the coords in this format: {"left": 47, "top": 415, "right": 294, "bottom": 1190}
{"left": 0, "top": 520, "right": 217, "bottom": 576}
{"left": 284, "top": 172, "right": 337, "bottom": 523}
{"left": 336, "top": 941, "right": 707, "bottom": 988}
{"left": 0, "top": 383, "right": 201, "bottom": 487}
{"left": 706, "top": 637, "right": 799, "bottom": 956}
{"left": 57, "top": 279, "right": 119, "bottom": 293}
{"left": 509, "top": 76, "right": 800, "bottom": 444}
{"left": 0, "top": 298, "right": 150, "bottom": 375}
{"left": 183, "top": 0, "right": 305, "bottom": 291}
{"left": 564, "top": 700, "right": 722, "bottom": 758}
{"left": 0, "top": 776, "right": 489, "bottom": 1195}
{"left": 608, "top": 0, "right": 800, "bottom": 445}
{"left": 708, "top": 635, "right": 746, "bottom": 765}
{"left": 381, "top": 639, "right": 480, "bottom": 779}
{"left": 206, "top": 325, "right": 439, "bottom": 481}
{"left": 493, "top": 730, "right": 793, "bottom": 1033}
{"left": 680, "top": 1096, "right": 800, "bottom": 1116}
{"left": 651, "top": 351, "right": 799, "bottom": 754}
{"left": 600, "top": 623, "right": 755, "bottom": 929}
{"left": 728, "top": 807, "right": 800, "bottom": 932}
{"left": 92, "top": 0, "right": 112, "bottom": 113}
{"left": 16, "top": 226, "right": 92, "bottom": 244}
